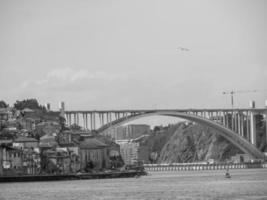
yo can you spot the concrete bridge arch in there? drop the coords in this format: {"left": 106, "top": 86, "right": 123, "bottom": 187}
{"left": 97, "top": 111, "right": 264, "bottom": 159}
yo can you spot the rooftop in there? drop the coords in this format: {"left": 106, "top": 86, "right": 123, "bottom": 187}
{"left": 79, "top": 137, "right": 107, "bottom": 149}
{"left": 14, "top": 136, "right": 38, "bottom": 143}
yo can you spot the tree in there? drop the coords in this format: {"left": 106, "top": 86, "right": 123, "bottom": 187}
{"left": 14, "top": 99, "right": 46, "bottom": 111}
{"left": 59, "top": 116, "right": 69, "bottom": 131}
{"left": 69, "top": 123, "right": 82, "bottom": 131}
{"left": 153, "top": 126, "right": 161, "bottom": 132}
{"left": 0, "top": 100, "right": 8, "bottom": 108}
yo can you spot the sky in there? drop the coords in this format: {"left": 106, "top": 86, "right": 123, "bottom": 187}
{"left": 0, "top": 0, "right": 267, "bottom": 113}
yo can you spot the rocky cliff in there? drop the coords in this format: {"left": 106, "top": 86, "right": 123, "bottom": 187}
{"left": 142, "top": 123, "right": 242, "bottom": 163}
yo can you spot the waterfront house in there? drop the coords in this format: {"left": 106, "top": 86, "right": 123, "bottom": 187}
{"left": 22, "top": 148, "right": 41, "bottom": 175}
{"left": 18, "top": 117, "right": 36, "bottom": 131}
{"left": 39, "top": 134, "right": 58, "bottom": 149}
{"left": 58, "top": 130, "right": 72, "bottom": 144}
{"left": 13, "top": 136, "right": 39, "bottom": 149}
{"left": 0, "top": 108, "right": 13, "bottom": 121}
{"left": 41, "top": 148, "right": 71, "bottom": 174}
{"left": 0, "top": 144, "right": 23, "bottom": 176}
{"left": 79, "top": 137, "right": 109, "bottom": 171}
{"left": 58, "top": 143, "right": 80, "bottom": 173}
{"left": 35, "top": 121, "right": 61, "bottom": 138}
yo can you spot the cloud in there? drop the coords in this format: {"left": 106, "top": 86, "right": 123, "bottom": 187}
{"left": 21, "top": 67, "right": 131, "bottom": 92}
{"left": 47, "top": 68, "right": 89, "bottom": 82}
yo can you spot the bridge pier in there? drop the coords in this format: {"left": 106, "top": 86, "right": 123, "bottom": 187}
{"left": 234, "top": 112, "right": 238, "bottom": 133}
{"left": 266, "top": 112, "right": 267, "bottom": 147}
{"left": 246, "top": 111, "right": 250, "bottom": 141}
{"left": 82, "top": 114, "right": 85, "bottom": 128}
{"left": 86, "top": 114, "right": 89, "bottom": 129}
{"left": 100, "top": 113, "right": 103, "bottom": 126}
{"left": 68, "top": 114, "right": 72, "bottom": 126}
{"left": 266, "top": 113, "right": 267, "bottom": 150}
{"left": 249, "top": 101, "right": 257, "bottom": 146}
{"left": 89, "top": 113, "right": 92, "bottom": 130}
{"left": 250, "top": 111, "right": 256, "bottom": 146}
{"left": 240, "top": 114, "right": 244, "bottom": 137}
{"left": 237, "top": 112, "right": 241, "bottom": 135}
{"left": 73, "top": 113, "right": 76, "bottom": 125}
{"left": 93, "top": 113, "right": 96, "bottom": 130}
{"left": 226, "top": 112, "right": 229, "bottom": 128}
{"left": 77, "top": 113, "right": 79, "bottom": 125}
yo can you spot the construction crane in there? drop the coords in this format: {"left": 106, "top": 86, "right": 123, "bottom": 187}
{"left": 222, "top": 90, "right": 258, "bottom": 108}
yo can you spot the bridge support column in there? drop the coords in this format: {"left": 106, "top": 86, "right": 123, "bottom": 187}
{"left": 99, "top": 113, "right": 103, "bottom": 127}
{"left": 69, "top": 114, "right": 72, "bottom": 126}
{"left": 237, "top": 113, "right": 241, "bottom": 135}
{"left": 234, "top": 112, "right": 238, "bottom": 133}
{"left": 86, "top": 114, "right": 88, "bottom": 130}
{"left": 90, "top": 113, "right": 93, "bottom": 130}
{"left": 250, "top": 111, "right": 256, "bottom": 146}
{"left": 109, "top": 112, "right": 112, "bottom": 123}
{"left": 92, "top": 113, "right": 96, "bottom": 130}
{"left": 105, "top": 113, "right": 108, "bottom": 124}
{"left": 264, "top": 101, "right": 267, "bottom": 148}
{"left": 223, "top": 112, "right": 226, "bottom": 126}
{"left": 249, "top": 101, "right": 257, "bottom": 146}
{"left": 240, "top": 113, "right": 244, "bottom": 137}
{"left": 246, "top": 111, "right": 250, "bottom": 141}
{"left": 265, "top": 113, "right": 267, "bottom": 147}
{"left": 77, "top": 113, "right": 79, "bottom": 126}
{"left": 74, "top": 113, "right": 76, "bottom": 125}
{"left": 231, "top": 110, "right": 234, "bottom": 131}
{"left": 265, "top": 113, "right": 267, "bottom": 148}
{"left": 226, "top": 112, "right": 229, "bottom": 128}
{"left": 82, "top": 114, "right": 85, "bottom": 129}
{"left": 85, "top": 114, "right": 88, "bottom": 129}
{"left": 115, "top": 113, "right": 119, "bottom": 120}
{"left": 99, "top": 113, "right": 101, "bottom": 127}
{"left": 65, "top": 114, "right": 69, "bottom": 126}
{"left": 102, "top": 113, "right": 105, "bottom": 125}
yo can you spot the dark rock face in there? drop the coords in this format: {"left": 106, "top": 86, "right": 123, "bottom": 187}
{"left": 146, "top": 123, "right": 242, "bottom": 163}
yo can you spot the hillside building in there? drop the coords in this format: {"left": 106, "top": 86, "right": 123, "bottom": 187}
{"left": 116, "top": 139, "right": 149, "bottom": 165}
{"left": 0, "top": 145, "right": 24, "bottom": 176}
{"left": 103, "top": 124, "right": 150, "bottom": 140}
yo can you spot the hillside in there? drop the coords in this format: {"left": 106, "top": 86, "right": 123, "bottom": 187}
{"left": 142, "top": 123, "right": 242, "bottom": 163}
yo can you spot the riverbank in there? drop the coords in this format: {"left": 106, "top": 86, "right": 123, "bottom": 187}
{"left": 144, "top": 162, "right": 267, "bottom": 171}
{"left": 0, "top": 170, "right": 146, "bottom": 183}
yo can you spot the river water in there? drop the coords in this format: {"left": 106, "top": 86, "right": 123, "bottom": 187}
{"left": 1, "top": 169, "right": 267, "bottom": 200}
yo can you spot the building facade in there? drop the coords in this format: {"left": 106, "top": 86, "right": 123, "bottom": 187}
{"left": 79, "top": 137, "right": 109, "bottom": 171}
{"left": 0, "top": 145, "right": 23, "bottom": 176}
{"left": 116, "top": 140, "right": 149, "bottom": 165}
{"left": 103, "top": 124, "right": 150, "bottom": 140}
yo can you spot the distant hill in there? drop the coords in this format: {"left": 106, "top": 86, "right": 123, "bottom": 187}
{"left": 143, "top": 122, "right": 242, "bottom": 163}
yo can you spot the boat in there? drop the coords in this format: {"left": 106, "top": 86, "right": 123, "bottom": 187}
{"left": 225, "top": 169, "right": 231, "bottom": 178}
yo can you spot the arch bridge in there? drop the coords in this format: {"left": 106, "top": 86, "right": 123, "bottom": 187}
{"left": 63, "top": 108, "right": 267, "bottom": 159}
